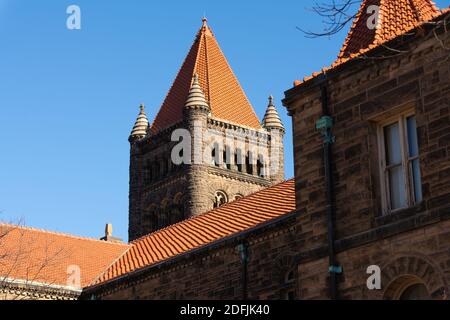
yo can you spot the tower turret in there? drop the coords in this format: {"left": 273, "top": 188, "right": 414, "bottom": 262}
{"left": 129, "top": 104, "right": 149, "bottom": 142}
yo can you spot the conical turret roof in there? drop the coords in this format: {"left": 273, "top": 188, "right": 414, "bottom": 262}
{"left": 185, "top": 74, "right": 209, "bottom": 109}
{"left": 262, "top": 96, "right": 284, "bottom": 131}
{"left": 130, "top": 104, "right": 149, "bottom": 139}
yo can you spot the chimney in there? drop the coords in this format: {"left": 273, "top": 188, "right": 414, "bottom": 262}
{"left": 100, "top": 224, "right": 123, "bottom": 243}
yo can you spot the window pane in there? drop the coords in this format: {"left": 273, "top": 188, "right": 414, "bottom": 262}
{"left": 407, "top": 116, "right": 419, "bottom": 157}
{"left": 384, "top": 123, "right": 402, "bottom": 165}
{"left": 412, "top": 159, "right": 423, "bottom": 202}
{"left": 389, "top": 165, "right": 407, "bottom": 210}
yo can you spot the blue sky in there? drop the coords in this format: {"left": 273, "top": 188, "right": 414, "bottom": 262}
{"left": 0, "top": 0, "right": 448, "bottom": 241}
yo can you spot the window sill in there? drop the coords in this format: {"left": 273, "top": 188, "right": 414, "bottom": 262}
{"left": 374, "top": 201, "right": 426, "bottom": 227}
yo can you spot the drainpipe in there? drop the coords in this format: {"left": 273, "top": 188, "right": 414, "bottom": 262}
{"left": 315, "top": 75, "right": 341, "bottom": 300}
{"left": 237, "top": 242, "right": 249, "bottom": 300}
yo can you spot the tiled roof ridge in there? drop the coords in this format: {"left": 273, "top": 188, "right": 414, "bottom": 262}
{"left": 130, "top": 178, "right": 295, "bottom": 244}
{"left": 206, "top": 33, "right": 260, "bottom": 126}
{"left": 0, "top": 223, "right": 130, "bottom": 247}
{"left": 337, "top": 0, "right": 373, "bottom": 59}
{"left": 293, "top": 3, "right": 447, "bottom": 88}
{"left": 200, "top": 24, "right": 212, "bottom": 104}
{"left": 89, "top": 246, "right": 132, "bottom": 286}
{"left": 149, "top": 30, "right": 201, "bottom": 132}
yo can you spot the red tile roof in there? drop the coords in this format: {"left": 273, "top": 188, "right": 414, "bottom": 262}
{"left": 150, "top": 19, "right": 261, "bottom": 133}
{"left": 0, "top": 225, "right": 130, "bottom": 289}
{"left": 94, "top": 179, "right": 296, "bottom": 285}
{"left": 339, "top": 0, "right": 440, "bottom": 59}
{"left": 294, "top": 0, "right": 445, "bottom": 86}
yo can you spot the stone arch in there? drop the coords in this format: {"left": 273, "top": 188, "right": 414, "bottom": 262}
{"left": 273, "top": 254, "right": 297, "bottom": 283}
{"left": 378, "top": 253, "right": 448, "bottom": 300}
{"left": 273, "top": 254, "right": 298, "bottom": 300}
{"left": 142, "top": 204, "right": 158, "bottom": 233}
{"left": 170, "top": 192, "right": 185, "bottom": 224}
{"left": 256, "top": 154, "right": 266, "bottom": 177}
{"left": 159, "top": 198, "right": 170, "bottom": 228}
{"left": 233, "top": 194, "right": 244, "bottom": 202}
{"left": 213, "top": 190, "right": 228, "bottom": 208}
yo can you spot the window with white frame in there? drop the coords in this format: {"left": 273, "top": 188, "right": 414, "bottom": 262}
{"left": 379, "top": 114, "right": 423, "bottom": 213}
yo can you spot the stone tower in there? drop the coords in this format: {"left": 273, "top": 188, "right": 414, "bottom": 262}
{"left": 128, "top": 19, "right": 285, "bottom": 241}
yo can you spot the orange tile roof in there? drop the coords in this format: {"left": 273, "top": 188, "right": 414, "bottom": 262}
{"left": 338, "top": 0, "right": 440, "bottom": 59}
{"left": 94, "top": 179, "right": 296, "bottom": 285}
{"left": 294, "top": 0, "right": 445, "bottom": 86}
{"left": 150, "top": 19, "right": 261, "bottom": 133}
{"left": 0, "top": 225, "right": 130, "bottom": 289}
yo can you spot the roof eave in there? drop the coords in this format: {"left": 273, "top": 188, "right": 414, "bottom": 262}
{"left": 81, "top": 208, "right": 300, "bottom": 297}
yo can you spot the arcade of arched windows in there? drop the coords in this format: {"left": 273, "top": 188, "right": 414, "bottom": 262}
{"left": 144, "top": 143, "right": 272, "bottom": 185}
{"left": 211, "top": 145, "right": 269, "bottom": 178}
{"left": 144, "top": 156, "right": 183, "bottom": 185}
{"left": 141, "top": 192, "right": 186, "bottom": 233}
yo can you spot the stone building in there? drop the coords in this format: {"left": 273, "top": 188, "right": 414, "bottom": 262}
{"left": 1, "top": 0, "right": 449, "bottom": 301}
{"left": 127, "top": 18, "right": 285, "bottom": 240}
{"left": 82, "top": 0, "right": 450, "bottom": 300}
{"left": 282, "top": 0, "right": 450, "bottom": 299}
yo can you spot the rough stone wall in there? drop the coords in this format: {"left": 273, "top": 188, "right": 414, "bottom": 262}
{"left": 285, "top": 20, "right": 450, "bottom": 299}
{"left": 129, "top": 109, "right": 283, "bottom": 240}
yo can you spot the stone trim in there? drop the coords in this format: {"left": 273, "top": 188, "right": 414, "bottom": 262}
{"left": 362, "top": 252, "right": 449, "bottom": 300}
{"left": 296, "top": 208, "right": 450, "bottom": 263}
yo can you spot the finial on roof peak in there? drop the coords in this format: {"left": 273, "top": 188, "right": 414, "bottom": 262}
{"left": 262, "top": 95, "right": 285, "bottom": 132}
{"left": 202, "top": 17, "right": 208, "bottom": 27}
{"left": 185, "top": 73, "right": 210, "bottom": 110}
{"left": 129, "top": 104, "right": 149, "bottom": 141}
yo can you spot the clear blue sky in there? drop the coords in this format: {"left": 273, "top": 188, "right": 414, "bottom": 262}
{"left": 1, "top": 0, "right": 448, "bottom": 241}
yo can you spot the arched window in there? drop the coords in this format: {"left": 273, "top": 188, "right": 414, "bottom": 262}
{"left": 257, "top": 155, "right": 265, "bottom": 177}
{"left": 246, "top": 152, "right": 254, "bottom": 175}
{"left": 211, "top": 145, "right": 220, "bottom": 167}
{"left": 213, "top": 191, "right": 228, "bottom": 208}
{"left": 153, "top": 162, "right": 160, "bottom": 180}
{"left": 399, "top": 283, "right": 430, "bottom": 300}
{"left": 145, "top": 160, "right": 153, "bottom": 183}
{"left": 142, "top": 204, "right": 158, "bottom": 234}
{"left": 283, "top": 268, "right": 297, "bottom": 300}
{"left": 159, "top": 199, "right": 169, "bottom": 228}
{"left": 171, "top": 192, "right": 185, "bottom": 224}
{"left": 235, "top": 149, "right": 243, "bottom": 172}
{"left": 224, "top": 147, "right": 231, "bottom": 170}
{"left": 234, "top": 194, "right": 244, "bottom": 201}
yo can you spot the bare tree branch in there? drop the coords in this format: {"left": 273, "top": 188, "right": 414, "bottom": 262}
{"left": 298, "top": 0, "right": 362, "bottom": 38}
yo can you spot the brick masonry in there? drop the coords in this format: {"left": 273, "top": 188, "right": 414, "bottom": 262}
{"left": 87, "top": 14, "right": 450, "bottom": 300}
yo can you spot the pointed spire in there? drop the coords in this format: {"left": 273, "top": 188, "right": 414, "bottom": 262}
{"left": 149, "top": 20, "right": 261, "bottom": 133}
{"left": 262, "top": 96, "right": 284, "bottom": 131}
{"left": 129, "top": 104, "right": 149, "bottom": 140}
{"left": 184, "top": 74, "right": 210, "bottom": 110}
